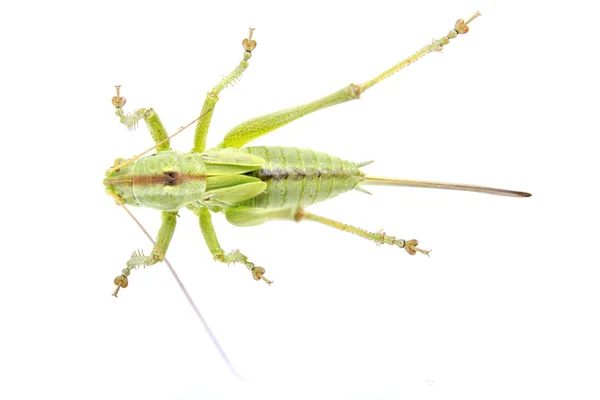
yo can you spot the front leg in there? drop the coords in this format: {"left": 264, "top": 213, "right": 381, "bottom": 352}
{"left": 111, "top": 85, "right": 171, "bottom": 151}
{"left": 192, "top": 28, "right": 257, "bottom": 153}
{"left": 113, "top": 211, "right": 178, "bottom": 297}
{"left": 196, "top": 207, "right": 272, "bottom": 284}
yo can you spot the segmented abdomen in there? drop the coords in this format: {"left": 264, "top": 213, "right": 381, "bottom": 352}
{"left": 238, "top": 146, "right": 364, "bottom": 209}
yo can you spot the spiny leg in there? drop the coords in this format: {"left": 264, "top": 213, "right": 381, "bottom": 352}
{"left": 111, "top": 85, "right": 171, "bottom": 151}
{"left": 113, "top": 211, "right": 178, "bottom": 297}
{"left": 196, "top": 207, "right": 272, "bottom": 285}
{"left": 192, "top": 28, "right": 257, "bottom": 153}
{"left": 217, "top": 12, "right": 480, "bottom": 149}
{"left": 223, "top": 205, "right": 428, "bottom": 255}
{"left": 294, "top": 208, "right": 430, "bottom": 256}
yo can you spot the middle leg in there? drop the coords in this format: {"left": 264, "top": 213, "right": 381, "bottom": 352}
{"left": 196, "top": 207, "right": 272, "bottom": 284}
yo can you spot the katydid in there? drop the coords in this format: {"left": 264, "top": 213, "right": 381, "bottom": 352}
{"left": 105, "top": 11, "right": 530, "bottom": 297}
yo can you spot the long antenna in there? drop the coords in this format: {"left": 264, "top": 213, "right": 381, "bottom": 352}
{"left": 119, "top": 203, "right": 244, "bottom": 380}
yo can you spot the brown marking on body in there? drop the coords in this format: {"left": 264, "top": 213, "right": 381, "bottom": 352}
{"left": 105, "top": 172, "right": 206, "bottom": 188}
{"left": 255, "top": 168, "right": 352, "bottom": 181}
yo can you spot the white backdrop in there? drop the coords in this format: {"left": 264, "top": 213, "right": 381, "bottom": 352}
{"left": 2, "top": 0, "right": 599, "bottom": 399}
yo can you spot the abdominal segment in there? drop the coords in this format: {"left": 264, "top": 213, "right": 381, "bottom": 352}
{"left": 238, "top": 146, "right": 365, "bottom": 208}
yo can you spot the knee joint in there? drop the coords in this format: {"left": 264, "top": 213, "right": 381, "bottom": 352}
{"left": 294, "top": 207, "right": 305, "bottom": 222}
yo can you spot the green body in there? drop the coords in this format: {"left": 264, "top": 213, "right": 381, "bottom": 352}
{"left": 105, "top": 151, "right": 207, "bottom": 210}
{"left": 238, "top": 147, "right": 364, "bottom": 209}
{"left": 106, "top": 14, "right": 529, "bottom": 296}
{"left": 106, "top": 146, "right": 364, "bottom": 213}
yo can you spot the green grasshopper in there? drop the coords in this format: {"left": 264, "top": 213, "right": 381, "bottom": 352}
{"left": 105, "top": 12, "right": 530, "bottom": 298}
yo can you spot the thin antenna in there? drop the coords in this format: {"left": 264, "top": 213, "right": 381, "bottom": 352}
{"left": 119, "top": 203, "right": 244, "bottom": 380}
{"left": 110, "top": 109, "right": 212, "bottom": 174}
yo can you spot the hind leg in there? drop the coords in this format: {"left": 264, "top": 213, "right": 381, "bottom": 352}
{"left": 224, "top": 206, "right": 429, "bottom": 255}
{"left": 217, "top": 13, "right": 481, "bottom": 149}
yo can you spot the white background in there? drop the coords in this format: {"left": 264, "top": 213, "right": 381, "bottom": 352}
{"left": 1, "top": 0, "right": 599, "bottom": 399}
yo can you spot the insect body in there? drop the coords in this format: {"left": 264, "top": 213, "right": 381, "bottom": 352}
{"left": 105, "top": 13, "right": 530, "bottom": 297}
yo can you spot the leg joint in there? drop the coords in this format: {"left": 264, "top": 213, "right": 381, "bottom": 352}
{"left": 349, "top": 83, "right": 362, "bottom": 99}
{"left": 294, "top": 207, "right": 305, "bottom": 222}
{"left": 213, "top": 251, "right": 225, "bottom": 262}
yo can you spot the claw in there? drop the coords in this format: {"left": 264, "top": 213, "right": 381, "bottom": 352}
{"left": 404, "top": 239, "right": 431, "bottom": 256}
{"left": 242, "top": 28, "right": 257, "bottom": 52}
{"left": 112, "top": 274, "right": 129, "bottom": 297}
{"left": 112, "top": 85, "right": 126, "bottom": 109}
{"left": 251, "top": 266, "right": 272, "bottom": 285}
